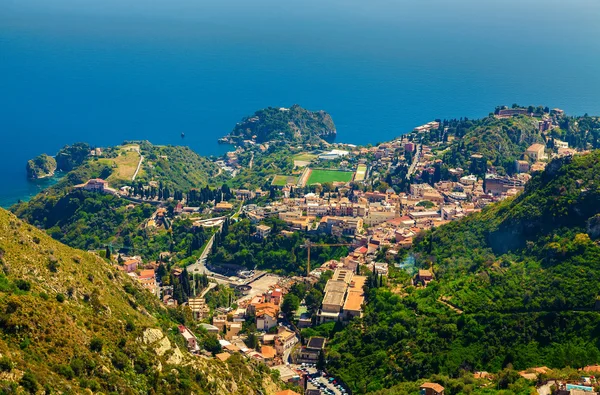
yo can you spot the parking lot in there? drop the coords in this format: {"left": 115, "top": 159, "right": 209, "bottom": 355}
{"left": 298, "top": 365, "right": 346, "bottom": 395}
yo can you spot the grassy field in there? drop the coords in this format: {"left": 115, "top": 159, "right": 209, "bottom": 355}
{"left": 307, "top": 169, "right": 354, "bottom": 185}
{"left": 354, "top": 164, "right": 367, "bottom": 181}
{"left": 272, "top": 175, "right": 298, "bottom": 186}
{"left": 292, "top": 152, "right": 317, "bottom": 162}
{"left": 98, "top": 147, "right": 142, "bottom": 182}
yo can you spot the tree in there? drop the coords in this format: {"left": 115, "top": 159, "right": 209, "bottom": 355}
{"left": 105, "top": 245, "right": 111, "bottom": 260}
{"left": 281, "top": 294, "right": 300, "bottom": 317}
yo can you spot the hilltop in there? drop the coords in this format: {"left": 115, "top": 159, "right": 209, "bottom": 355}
{"left": 0, "top": 208, "right": 281, "bottom": 394}
{"left": 442, "top": 115, "right": 544, "bottom": 175}
{"left": 222, "top": 104, "right": 336, "bottom": 144}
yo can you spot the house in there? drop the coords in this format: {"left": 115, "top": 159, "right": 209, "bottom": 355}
{"left": 265, "top": 289, "right": 283, "bottom": 305}
{"left": 213, "top": 314, "right": 228, "bottom": 333}
{"left": 417, "top": 269, "right": 433, "bottom": 286}
{"left": 215, "top": 352, "right": 231, "bottom": 362}
{"left": 526, "top": 143, "right": 547, "bottom": 161}
{"left": 261, "top": 345, "right": 277, "bottom": 366}
{"left": 256, "top": 224, "right": 272, "bottom": 239}
{"left": 257, "top": 310, "right": 278, "bottom": 331}
{"left": 74, "top": 178, "right": 113, "bottom": 193}
{"left": 214, "top": 202, "right": 233, "bottom": 212}
{"left": 200, "top": 323, "right": 220, "bottom": 335}
{"left": 178, "top": 325, "right": 199, "bottom": 352}
{"left": 514, "top": 160, "right": 530, "bottom": 173}
{"left": 138, "top": 269, "right": 158, "bottom": 296}
{"left": 420, "top": 382, "right": 445, "bottom": 395}
{"left": 121, "top": 258, "right": 140, "bottom": 273}
{"left": 276, "top": 390, "right": 301, "bottom": 395}
{"left": 297, "top": 337, "right": 326, "bottom": 364}
{"left": 275, "top": 327, "right": 298, "bottom": 356}
{"left": 225, "top": 322, "right": 242, "bottom": 340}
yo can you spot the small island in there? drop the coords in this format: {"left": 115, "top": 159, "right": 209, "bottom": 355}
{"left": 26, "top": 153, "right": 57, "bottom": 179}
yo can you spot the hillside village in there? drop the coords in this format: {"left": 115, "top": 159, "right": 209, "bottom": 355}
{"left": 14, "top": 105, "right": 600, "bottom": 395}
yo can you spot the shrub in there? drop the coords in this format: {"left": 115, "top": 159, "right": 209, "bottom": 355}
{"left": 39, "top": 292, "right": 49, "bottom": 300}
{"left": 32, "top": 236, "right": 40, "bottom": 244}
{"left": 56, "top": 293, "right": 65, "bottom": 303}
{"left": 47, "top": 257, "right": 59, "bottom": 273}
{"left": 89, "top": 337, "right": 103, "bottom": 352}
{"left": 15, "top": 280, "right": 31, "bottom": 291}
{"left": 56, "top": 364, "right": 75, "bottom": 380}
{"left": 0, "top": 357, "right": 13, "bottom": 372}
{"left": 19, "top": 371, "right": 38, "bottom": 393}
{"left": 112, "top": 351, "right": 129, "bottom": 370}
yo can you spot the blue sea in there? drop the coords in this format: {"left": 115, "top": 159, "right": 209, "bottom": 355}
{"left": 2, "top": 0, "right": 600, "bottom": 207}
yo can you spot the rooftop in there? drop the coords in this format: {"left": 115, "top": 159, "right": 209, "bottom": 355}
{"left": 421, "top": 382, "right": 445, "bottom": 392}
{"left": 307, "top": 337, "right": 326, "bottom": 350}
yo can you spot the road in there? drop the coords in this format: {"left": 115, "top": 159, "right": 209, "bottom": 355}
{"left": 132, "top": 147, "right": 144, "bottom": 181}
{"left": 406, "top": 143, "right": 422, "bottom": 179}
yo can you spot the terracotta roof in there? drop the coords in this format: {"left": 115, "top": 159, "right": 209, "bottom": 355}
{"left": 215, "top": 352, "right": 231, "bottom": 362}
{"left": 139, "top": 269, "right": 155, "bottom": 279}
{"left": 421, "top": 382, "right": 445, "bottom": 392}
{"left": 343, "top": 292, "right": 364, "bottom": 311}
{"left": 276, "top": 391, "right": 301, "bottom": 395}
{"left": 583, "top": 365, "right": 600, "bottom": 372}
{"left": 261, "top": 345, "right": 276, "bottom": 359}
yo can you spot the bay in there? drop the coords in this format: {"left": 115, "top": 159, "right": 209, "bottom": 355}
{"left": 1, "top": 0, "right": 600, "bottom": 207}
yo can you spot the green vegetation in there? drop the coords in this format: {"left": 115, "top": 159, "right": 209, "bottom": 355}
{"left": 0, "top": 208, "right": 280, "bottom": 393}
{"left": 209, "top": 218, "right": 349, "bottom": 275}
{"left": 226, "top": 104, "right": 336, "bottom": 143}
{"left": 97, "top": 145, "right": 142, "bottom": 183}
{"left": 271, "top": 175, "right": 297, "bottom": 187}
{"left": 326, "top": 152, "right": 600, "bottom": 393}
{"left": 55, "top": 142, "right": 91, "bottom": 172}
{"left": 26, "top": 154, "right": 57, "bottom": 179}
{"left": 307, "top": 169, "right": 354, "bottom": 185}
{"left": 134, "top": 142, "right": 222, "bottom": 191}
{"left": 442, "top": 115, "right": 543, "bottom": 176}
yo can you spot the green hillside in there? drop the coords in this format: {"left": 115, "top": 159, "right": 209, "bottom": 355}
{"left": 443, "top": 115, "right": 544, "bottom": 175}
{"left": 327, "top": 152, "right": 600, "bottom": 393}
{"left": 0, "top": 208, "right": 280, "bottom": 394}
{"left": 225, "top": 104, "right": 336, "bottom": 143}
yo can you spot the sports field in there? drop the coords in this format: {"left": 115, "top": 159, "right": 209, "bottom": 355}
{"left": 292, "top": 153, "right": 317, "bottom": 162}
{"left": 271, "top": 175, "right": 297, "bottom": 186}
{"left": 354, "top": 164, "right": 367, "bottom": 181}
{"left": 306, "top": 169, "right": 354, "bottom": 185}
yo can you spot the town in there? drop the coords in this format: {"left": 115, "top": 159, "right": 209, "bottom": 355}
{"left": 57, "top": 106, "right": 597, "bottom": 395}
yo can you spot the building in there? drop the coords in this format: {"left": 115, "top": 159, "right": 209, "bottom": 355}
{"left": 514, "top": 160, "right": 530, "bottom": 173}
{"left": 276, "top": 390, "right": 301, "bottom": 395}
{"left": 138, "top": 269, "right": 158, "bottom": 296}
{"left": 200, "top": 323, "right": 220, "bottom": 335}
{"left": 214, "top": 201, "right": 234, "bottom": 212}
{"left": 256, "top": 224, "right": 272, "bottom": 239}
{"left": 213, "top": 314, "right": 228, "bottom": 333}
{"left": 257, "top": 310, "right": 278, "bottom": 331}
{"left": 261, "top": 345, "right": 277, "bottom": 366}
{"left": 225, "top": 322, "right": 242, "bottom": 340}
{"left": 420, "top": 383, "right": 445, "bottom": 395}
{"left": 178, "top": 325, "right": 199, "bottom": 353}
{"left": 74, "top": 178, "right": 117, "bottom": 194}
{"left": 417, "top": 269, "right": 433, "bottom": 286}
{"left": 297, "top": 337, "right": 326, "bottom": 364}
{"left": 526, "top": 143, "right": 547, "bottom": 161}
{"left": 188, "top": 297, "right": 210, "bottom": 320}
{"left": 275, "top": 327, "right": 298, "bottom": 356}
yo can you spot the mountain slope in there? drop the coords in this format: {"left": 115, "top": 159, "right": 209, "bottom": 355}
{"left": 326, "top": 151, "right": 600, "bottom": 393}
{"left": 0, "top": 208, "right": 280, "bottom": 394}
